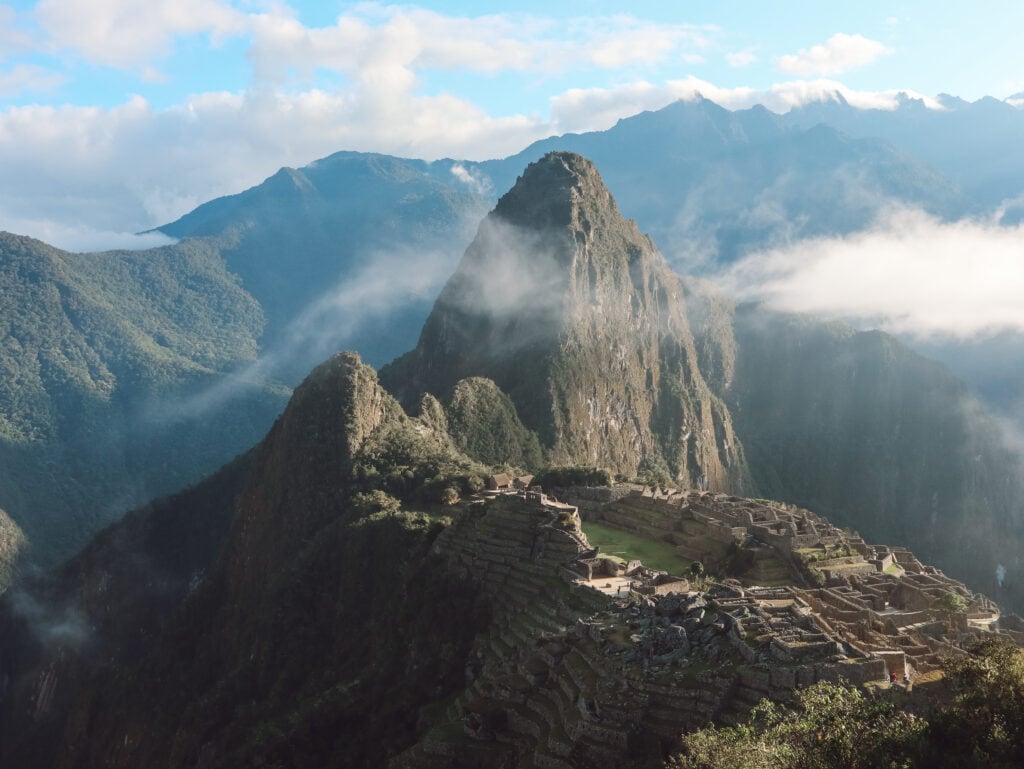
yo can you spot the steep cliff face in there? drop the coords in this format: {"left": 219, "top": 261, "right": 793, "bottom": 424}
{"left": 682, "top": 279, "right": 1024, "bottom": 610}
{"left": 383, "top": 152, "right": 750, "bottom": 491}
{"left": 0, "top": 507, "right": 25, "bottom": 591}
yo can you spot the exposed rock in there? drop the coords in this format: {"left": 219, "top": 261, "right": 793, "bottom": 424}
{"left": 382, "top": 152, "right": 751, "bottom": 490}
{"left": 0, "top": 507, "right": 26, "bottom": 592}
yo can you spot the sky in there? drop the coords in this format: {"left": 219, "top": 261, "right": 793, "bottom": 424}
{"left": 2, "top": 0, "right": 1024, "bottom": 248}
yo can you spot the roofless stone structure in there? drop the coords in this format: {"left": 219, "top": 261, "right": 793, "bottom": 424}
{"left": 392, "top": 486, "right": 1018, "bottom": 767}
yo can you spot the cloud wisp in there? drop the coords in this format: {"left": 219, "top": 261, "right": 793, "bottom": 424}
{"left": 9, "top": 589, "right": 90, "bottom": 647}
{"left": 776, "top": 33, "right": 890, "bottom": 76}
{"left": 715, "top": 208, "right": 1024, "bottom": 339}
{"left": 246, "top": 8, "right": 714, "bottom": 84}
{"left": 35, "top": 0, "right": 248, "bottom": 69}
{"left": 147, "top": 232, "right": 473, "bottom": 424}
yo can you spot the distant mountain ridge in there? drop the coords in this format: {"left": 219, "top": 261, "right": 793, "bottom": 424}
{"left": 0, "top": 154, "right": 488, "bottom": 574}
{"left": 471, "top": 97, "right": 966, "bottom": 270}
{"left": 781, "top": 92, "right": 1024, "bottom": 210}
{"left": 4, "top": 93, "right": 1024, "bottom": 580}
{"left": 0, "top": 231, "right": 284, "bottom": 573}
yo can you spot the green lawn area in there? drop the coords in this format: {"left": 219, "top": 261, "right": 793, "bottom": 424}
{"left": 581, "top": 520, "right": 693, "bottom": 575}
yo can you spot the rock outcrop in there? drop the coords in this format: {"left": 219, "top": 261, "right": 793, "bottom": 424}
{"left": 383, "top": 152, "right": 750, "bottom": 491}
{"left": 0, "top": 507, "right": 25, "bottom": 591}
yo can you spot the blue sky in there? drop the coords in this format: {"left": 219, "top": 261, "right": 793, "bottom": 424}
{"left": 5, "top": 1, "right": 1023, "bottom": 109}
{"left": 2, "top": 0, "right": 1024, "bottom": 247}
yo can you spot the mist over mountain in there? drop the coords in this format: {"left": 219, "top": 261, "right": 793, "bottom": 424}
{"left": 2, "top": 151, "right": 1023, "bottom": 768}
{"left": 382, "top": 152, "right": 749, "bottom": 490}
{"left": 3, "top": 93, "right": 1024, "bottom": 592}
{"left": 157, "top": 151, "right": 489, "bottom": 373}
{"left": 0, "top": 155, "right": 487, "bottom": 576}
{"left": 0, "top": 232, "right": 285, "bottom": 575}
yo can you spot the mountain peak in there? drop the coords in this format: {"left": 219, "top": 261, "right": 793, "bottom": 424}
{"left": 492, "top": 151, "right": 617, "bottom": 231}
{"left": 381, "top": 153, "right": 750, "bottom": 490}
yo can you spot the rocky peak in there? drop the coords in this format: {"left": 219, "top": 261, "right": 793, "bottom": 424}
{"left": 224, "top": 352, "right": 402, "bottom": 604}
{"left": 382, "top": 153, "right": 751, "bottom": 490}
{"left": 492, "top": 151, "right": 620, "bottom": 233}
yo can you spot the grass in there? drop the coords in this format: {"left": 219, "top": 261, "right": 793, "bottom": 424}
{"left": 581, "top": 520, "right": 693, "bottom": 575}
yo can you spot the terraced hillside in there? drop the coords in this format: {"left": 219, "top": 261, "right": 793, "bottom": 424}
{"left": 391, "top": 483, "right": 1012, "bottom": 768}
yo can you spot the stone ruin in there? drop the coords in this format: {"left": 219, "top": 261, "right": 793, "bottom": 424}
{"left": 390, "top": 485, "right": 1021, "bottom": 769}
{"left": 581, "top": 488, "right": 1008, "bottom": 679}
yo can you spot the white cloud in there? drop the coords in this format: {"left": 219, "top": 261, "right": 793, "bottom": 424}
{"left": 726, "top": 49, "right": 757, "bottom": 68}
{"left": 245, "top": 8, "right": 713, "bottom": 85}
{"left": 0, "top": 70, "right": 953, "bottom": 241}
{"left": 0, "top": 5, "right": 32, "bottom": 60}
{"left": 0, "top": 64, "right": 65, "bottom": 96}
{"left": 0, "top": 88, "right": 549, "bottom": 237}
{"left": 716, "top": 208, "right": 1024, "bottom": 339}
{"left": 0, "top": 216, "right": 177, "bottom": 252}
{"left": 0, "top": 3, "right": 937, "bottom": 247}
{"left": 777, "top": 33, "right": 890, "bottom": 76}
{"left": 157, "top": 236, "right": 472, "bottom": 419}
{"left": 450, "top": 163, "right": 492, "bottom": 197}
{"left": 34, "top": 0, "right": 247, "bottom": 68}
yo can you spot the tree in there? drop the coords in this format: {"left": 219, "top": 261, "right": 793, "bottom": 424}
{"left": 924, "top": 637, "right": 1024, "bottom": 768}
{"left": 667, "top": 681, "right": 925, "bottom": 769}
{"left": 932, "top": 592, "right": 967, "bottom": 634}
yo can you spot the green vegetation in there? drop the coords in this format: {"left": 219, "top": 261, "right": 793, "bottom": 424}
{"left": 927, "top": 637, "right": 1024, "bottom": 767}
{"left": 444, "top": 377, "right": 543, "bottom": 469}
{"left": 0, "top": 233, "right": 288, "bottom": 567}
{"left": 669, "top": 681, "right": 925, "bottom": 769}
{"left": 668, "top": 637, "right": 1024, "bottom": 769}
{"left": 581, "top": 520, "right": 691, "bottom": 574}
{"left": 536, "top": 466, "right": 612, "bottom": 488}
{"left": 353, "top": 420, "right": 488, "bottom": 507}
{"left": 932, "top": 591, "right": 968, "bottom": 615}
{"left": 933, "top": 591, "right": 969, "bottom": 633}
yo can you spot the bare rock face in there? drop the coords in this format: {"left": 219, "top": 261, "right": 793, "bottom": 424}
{"left": 0, "top": 507, "right": 26, "bottom": 591}
{"left": 383, "top": 152, "right": 750, "bottom": 491}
